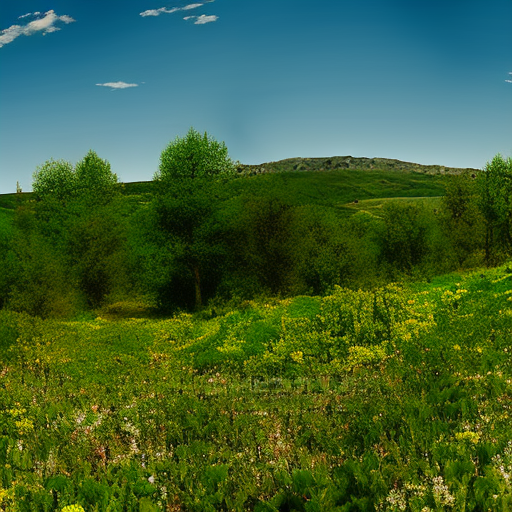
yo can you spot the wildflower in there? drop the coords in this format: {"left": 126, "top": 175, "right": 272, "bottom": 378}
{"left": 432, "top": 476, "right": 455, "bottom": 507}
{"left": 385, "top": 488, "right": 406, "bottom": 511}
{"left": 62, "top": 506, "right": 85, "bottom": 512}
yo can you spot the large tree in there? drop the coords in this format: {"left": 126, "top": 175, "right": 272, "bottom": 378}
{"left": 156, "top": 127, "right": 235, "bottom": 182}
{"left": 440, "top": 172, "right": 484, "bottom": 267}
{"left": 153, "top": 128, "right": 236, "bottom": 309}
{"left": 32, "top": 159, "right": 76, "bottom": 202}
{"left": 478, "top": 154, "right": 512, "bottom": 265}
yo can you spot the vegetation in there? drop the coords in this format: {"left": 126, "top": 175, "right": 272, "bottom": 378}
{"left": 0, "top": 132, "right": 511, "bottom": 510}
{"left": 153, "top": 128, "right": 236, "bottom": 309}
{"left": 0, "top": 265, "right": 511, "bottom": 511}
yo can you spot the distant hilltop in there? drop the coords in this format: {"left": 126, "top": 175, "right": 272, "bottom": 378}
{"left": 237, "top": 156, "right": 479, "bottom": 176}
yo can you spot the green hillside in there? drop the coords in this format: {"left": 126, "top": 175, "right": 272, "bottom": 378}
{"left": 0, "top": 164, "right": 451, "bottom": 237}
{"left": 119, "top": 166, "right": 449, "bottom": 211}
{"left": 1, "top": 157, "right": 453, "bottom": 209}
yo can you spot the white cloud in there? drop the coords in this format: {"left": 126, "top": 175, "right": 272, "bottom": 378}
{"left": 506, "top": 72, "right": 512, "bottom": 83}
{"left": 192, "top": 14, "right": 218, "bottom": 24}
{"left": 96, "top": 82, "right": 139, "bottom": 90}
{"left": 0, "top": 10, "right": 75, "bottom": 48}
{"left": 140, "top": 7, "right": 179, "bottom": 17}
{"left": 182, "top": 3, "right": 203, "bottom": 10}
{"left": 140, "top": 3, "right": 208, "bottom": 17}
{"left": 18, "top": 12, "right": 40, "bottom": 20}
{"left": 60, "top": 15, "right": 75, "bottom": 24}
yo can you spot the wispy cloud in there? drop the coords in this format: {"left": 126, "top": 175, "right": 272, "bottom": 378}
{"left": 140, "top": 7, "right": 179, "bottom": 17}
{"left": 190, "top": 14, "right": 218, "bottom": 24}
{"left": 0, "top": 10, "right": 75, "bottom": 48}
{"left": 140, "top": 2, "right": 212, "bottom": 17}
{"left": 18, "top": 12, "right": 41, "bottom": 20}
{"left": 96, "top": 82, "right": 139, "bottom": 90}
{"left": 182, "top": 3, "right": 203, "bottom": 10}
{"left": 506, "top": 72, "right": 512, "bottom": 84}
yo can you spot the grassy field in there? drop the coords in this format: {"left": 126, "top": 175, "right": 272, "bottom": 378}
{"left": 185, "top": 168, "right": 447, "bottom": 211}
{"left": 340, "top": 196, "right": 444, "bottom": 217}
{"left": 1, "top": 264, "right": 511, "bottom": 511}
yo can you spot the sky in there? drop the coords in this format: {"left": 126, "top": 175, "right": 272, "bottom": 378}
{"left": 0, "top": 0, "right": 511, "bottom": 194}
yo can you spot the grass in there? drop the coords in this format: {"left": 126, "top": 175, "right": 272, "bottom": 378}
{"left": 222, "top": 168, "right": 447, "bottom": 208}
{"left": 0, "top": 264, "right": 511, "bottom": 511}
{"left": 340, "top": 196, "right": 443, "bottom": 217}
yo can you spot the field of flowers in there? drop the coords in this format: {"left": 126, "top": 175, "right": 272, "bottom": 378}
{"left": 0, "top": 265, "right": 511, "bottom": 511}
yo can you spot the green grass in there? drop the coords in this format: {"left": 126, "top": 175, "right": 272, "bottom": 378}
{"left": 1, "top": 264, "right": 511, "bottom": 511}
{"left": 340, "top": 196, "right": 443, "bottom": 217}
{"left": 222, "top": 168, "right": 447, "bottom": 208}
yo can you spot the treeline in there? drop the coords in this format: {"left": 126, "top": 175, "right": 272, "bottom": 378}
{"left": 0, "top": 130, "right": 511, "bottom": 317}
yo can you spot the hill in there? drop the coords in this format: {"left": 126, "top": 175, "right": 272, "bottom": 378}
{"left": 237, "top": 155, "right": 479, "bottom": 176}
{"left": 118, "top": 157, "right": 453, "bottom": 214}
{"left": 0, "top": 155, "right": 475, "bottom": 208}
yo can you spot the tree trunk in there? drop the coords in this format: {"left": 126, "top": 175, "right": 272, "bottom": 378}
{"left": 193, "top": 264, "right": 202, "bottom": 309}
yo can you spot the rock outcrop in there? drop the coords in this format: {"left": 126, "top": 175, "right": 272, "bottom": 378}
{"left": 237, "top": 156, "right": 478, "bottom": 176}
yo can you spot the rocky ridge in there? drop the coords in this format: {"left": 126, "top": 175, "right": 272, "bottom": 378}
{"left": 237, "top": 156, "right": 479, "bottom": 176}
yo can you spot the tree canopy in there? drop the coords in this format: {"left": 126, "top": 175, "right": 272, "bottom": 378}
{"left": 478, "top": 153, "right": 512, "bottom": 264}
{"left": 32, "top": 150, "right": 118, "bottom": 204}
{"left": 155, "top": 128, "right": 235, "bottom": 183}
{"left": 32, "top": 159, "right": 76, "bottom": 202}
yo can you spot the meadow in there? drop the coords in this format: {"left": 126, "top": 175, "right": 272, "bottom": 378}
{"left": 0, "top": 264, "right": 511, "bottom": 511}
{"left": 1, "top": 148, "right": 511, "bottom": 511}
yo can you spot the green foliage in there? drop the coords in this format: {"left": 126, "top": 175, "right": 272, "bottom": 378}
{"left": 379, "top": 201, "right": 430, "bottom": 275}
{"left": 74, "top": 150, "right": 118, "bottom": 204}
{"left": 66, "top": 205, "right": 130, "bottom": 307}
{"left": 0, "top": 212, "right": 14, "bottom": 309}
{"left": 441, "top": 172, "right": 485, "bottom": 267}
{"left": 156, "top": 127, "right": 235, "bottom": 182}
{"left": 32, "top": 159, "right": 76, "bottom": 202}
{"left": 6, "top": 151, "right": 127, "bottom": 314}
{"left": 32, "top": 151, "right": 118, "bottom": 206}
{"left": 0, "top": 265, "right": 511, "bottom": 510}
{"left": 478, "top": 154, "right": 512, "bottom": 265}
{"left": 150, "top": 178, "right": 231, "bottom": 310}
{"left": 7, "top": 214, "right": 77, "bottom": 317}
{"left": 150, "top": 129, "right": 237, "bottom": 309}
{"left": 236, "top": 196, "right": 296, "bottom": 296}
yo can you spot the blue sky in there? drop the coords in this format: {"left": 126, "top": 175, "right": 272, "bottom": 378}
{"left": 0, "top": 0, "right": 511, "bottom": 193}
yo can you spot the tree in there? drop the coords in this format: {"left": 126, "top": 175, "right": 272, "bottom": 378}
{"left": 153, "top": 128, "right": 236, "bottom": 309}
{"left": 16, "top": 151, "right": 127, "bottom": 312}
{"left": 32, "top": 151, "right": 118, "bottom": 205}
{"left": 156, "top": 127, "right": 235, "bottom": 182}
{"left": 75, "top": 150, "right": 118, "bottom": 204}
{"left": 32, "top": 159, "right": 76, "bottom": 202}
{"left": 379, "top": 202, "right": 429, "bottom": 275}
{"left": 478, "top": 154, "right": 512, "bottom": 265}
{"left": 440, "top": 172, "right": 484, "bottom": 267}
